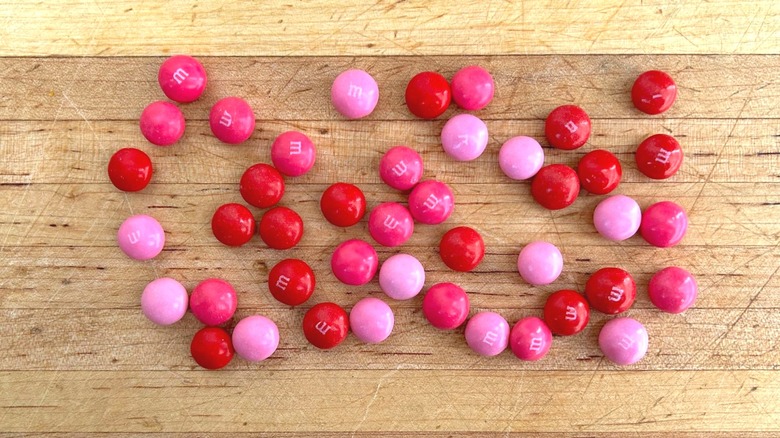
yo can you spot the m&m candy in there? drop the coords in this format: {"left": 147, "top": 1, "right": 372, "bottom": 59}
{"left": 379, "top": 253, "right": 425, "bottom": 301}
{"left": 117, "top": 214, "right": 165, "bottom": 261}
{"left": 189, "top": 278, "right": 238, "bottom": 326}
{"left": 439, "top": 226, "right": 485, "bottom": 272}
{"left": 530, "top": 164, "right": 580, "bottom": 210}
{"left": 158, "top": 55, "right": 207, "bottom": 103}
{"left": 140, "top": 101, "right": 185, "bottom": 146}
{"left": 302, "top": 302, "right": 350, "bottom": 349}
{"left": 368, "top": 202, "right": 414, "bottom": 247}
{"left": 648, "top": 266, "right": 698, "bottom": 314}
{"left": 108, "top": 148, "right": 153, "bottom": 192}
{"left": 259, "top": 206, "right": 304, "bottom": 250}
{"left": 584, "top": 267, "right": 637, "bottom": 315}
{"left": 408, "top": 180, "right": 455, "bottom": 225}
{"left": 422, "top": 282, "right": 470, "bottom": 330}
{"left": 211, "top": 203, "right": 256, "bottom": 247}
{"left": 231, "top": 315, "right": 280, "bottom": 362}
{"left": 320, "top": 182, "right": 367, "bottom": 227}
{"left": 191, "top": 327, "right": 234, "bottom": 370}
{"left": 140, "top": 277, "right": 188, "bottom": 326}
{"left": 635, "top": 134, "right": 683, "bottom": 180}
{"left": 545, "top": 105, "right": 591, "bottom": 150}
{"left": 239, "top": 163, "right": 285, "bottom": 208}
{"left": 598, "top": 317, "right": 649, "bottom": 365}
{"left": 464, "top": 312, "right": 509, "bottom": 357}
{"left": 632, "top": 70, "right": 677, "bottom": 115}
{"left": 267, "top": 259, "right": 316, "bottom": 306}
{"left": 640, "top": 201, "right": 688, "bottom": 248}
{"left": 379, "top": 146, "right": 423, "bottom": 191}
{"left": 509, "top": 316, "right": 553, "bottom": 361}
{"left": 450, "top": 65, "right": 494, "bottom": 111}
{"left": 405, "top": 71, "right": 451, "bottom": 119}
{"left": 209, "top": 97, "right": 255, "bottom": 144}
{"left": 271, "top": 131, "right": 316, "bottom": 177}
{"left": 543, "top": 290, "right": 590, "bottom": 336}
{"left": 441, "top": 114, "right": 489, "bottom": 161}
{"left": 331, "top": 239, "right": 378, "bottom": 286}
{"left": 593, "top": 195, "right": 642, "bottom": 241}
{"left": 498, "top": 136, "right": 544, "bottom": 181}
{"left": 517, "top": 241, "right": 563, "bottom": 286}
{"left": 350, "top": 297, "right": 394, "bottom": 344}
{"left": 331, "top": 69, "right": 379, "bottom": 119}
{"left": 577, "top": 149, "right": 622, "bottom": 195}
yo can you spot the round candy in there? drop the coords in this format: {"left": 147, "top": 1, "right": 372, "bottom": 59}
{"left": 517, "top": 241, "right": 563, "bottom": 286}
{"left": 593, "top": 195, "right": 642, "bottom": 241}
{"left": 211, "top": 203, "right": 256, "bottom": 247}
{"left": 331, "top": 69, "right": 379, "bottom": 119}
{"left": 259, "top": 206, "right": 303, "bottom": 250}
{"left": 320, "top": 183, "right": 366, "bottom": 227}
{"left": 509, "top": 316, "right": 553, "bottom": 361}
{"left": 640, "top": 201, "right": 688, "bottom": 248}
{"left": 189, "top": 278, "right": 238, "bottom": 326}
{"left": 451, "top": 65, "right": 495, "bottom": 111}
{"left": 108, "top": 148, "right": 153, "bottom": 192}
{"left": 350, "top": 297, "right": 394, "bottom": 344}
{"left": 302, "top": 302, "right": 350, "bottom": 349}
{"left": 648, "top": 266, "right": 698, "bottom": 314}
{"left": 231, "top": 315, "right": 279, "bottom": 362}
{"left": 498, "top": 136, "right": 544, "bottom": 181}
{"left": 464, "top": 312, "right": 509, "bottom": 357}
{"left": 439, "top": 226, "right": 485, "bottom": 272}
{"left": 545, "top": 105, "right": 591, "bottom": 150}
{"left": 209, "top": 96, "right": 255, "bottom": 144}
{"left": 543, "top": 290, "right": 590, "bottom": 336}
{"left": 239, "top": 163, "right": 285, "bottom": 208}
{"left": 577, "top": 149, "right": 622, "bottom": 195}
{"left": 636, "top": 134, "right": 683, "bottom": 180}
{"left": 190, "top": 327, "right": 234, "bottom": 370}
{"left": 157, "top": 55, "right": 207, "bottom": 103}
{"left": 379, "top": 253, "right": 425, "bottom": 300}
{"left": 331, "top": 239, "right": 378, "bottom": 286}
{"left": 422, "top": 282, "right": 470, "bottom": 330}
{"left": 271, "top": 131, "right": 316, "bottom": 177}
{"left": 531, "top": 164, "right": 580, "bottom": 210}
{"left": 440, "top": 114, "right": 489, "bottom": 161}
{"left": 632, "top": 70, "right": 677, "bottom": 115}
{"left": 584, "top": 267, "right": 637, "bottom": 315}
{"left": 139, "top": 101, "right": 185, "bottom": 147}
{"left": 141, "top": 277, "right": 188, "bottom": 325}
{"left": 367, "top": 202, "right": 414, "bottom": 247}
{"left": 117, "top": 214, "right": 165, "bottom": 261}
{"left": 405, "top": 71, "right": 451, "bottom": 119}
{"left": 379, "top": 146, "right": 423, "bottom": 191}
{"left": 408, "top": 180, "right": 455, "bottom": 225}
{"left": 598, "top": 317, "right": 649, "bottom": 365}
{"left": 268, "top": 258, "right": 316, "bottom": 306}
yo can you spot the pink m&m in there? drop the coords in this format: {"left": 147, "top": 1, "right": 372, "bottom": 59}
{"left": 498, "top": 136, "right": 544, "bottom": 181}
{"left": 331, "top": 69, "right": 379, "bottom": 119}
{"left": 231, "top": 315, "right": 280, "bottom": 362}
{"left": 598, "top": 317, "right": 649, "bottom": 366}
{"left": 271, "top": 131, "right": 316, "bottom": 177}
{"left": 379, "top": 253, "right": 425, "bottom": 300}
{"left": 517, "top": 241, "right": 563, "bottom": 286}
{"left": 158, "top": 55, "right": 207, "bottom": 103}
{"left": 451, "top": 65, "right": 495, "bottom": 111}
{"left": 422, "top": 282, "right": 470, "bottom": 330}
{"left": 189, "top": 278, "right": 238, "bottom": 326}
{"left": 648, "top": 266, "right": 698, "bottom": 314}
{"left": 331, "top": 239, "right": 378, "bottom": 286}
{"left": 350, "top": 297, "right": 394, "bottom": 344}
{"left": 379, "top": 146, "right": 423, "bottom": 191}
{"left": 139, "top": 101, "right": 185, "bottom": 146}
{"left": 441, "top": 114, "right": 489, "bottom": 161}
{"left": 640, "top": 201, "right": 688, "bottom": 247}
{"left": 209, "top": 97, "right": 255, "bottom": 144}
{"left": 464, "top": 312, "right": 509, "bottom": 357}
{"left": 509, "top": 316, "right": 553, "bottom": 361}
{"left": 117, "top": 214, "right": 165, "bottom": 260}
{"left": 408, "top": 180, "right": 454, "bottom": 225}
{"left": 593, "top": 195, "right": 642, "bottom": 241}
{"left": 368, "top": 202, "right": 414, "bottom": 247}
{"left": 141, "top": 277, "right": 188, "bottom": 325}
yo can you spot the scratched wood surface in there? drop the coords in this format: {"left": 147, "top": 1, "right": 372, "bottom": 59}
{"left": 1, "top": 0, "right": 779, "bottom": 436}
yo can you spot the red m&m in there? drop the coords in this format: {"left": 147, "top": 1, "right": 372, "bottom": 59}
{"left": 140, "top": 101, "right": 185, "bottom": 146}
{"left": 545, "top": 105, "right": 591, "bottom": 150}
{"left": 531, "top": 164, "right": 580, "bottom": 210}
{"left": 158, "top": 55, "right": 207, "bottom": 103}
{"left": 577, "top": 149, "right": 622, "bottom": 195}
{"left": 209, "top": 97, "right": 255, "bottom": 144}
{"left": 636, "top": 134, "right": 683, "bottom": 180}
{"left": 320, "top": 183, "right": 366, "bottom": 227}
{"left": 259, "top": 206, "right": 304, "bottom": 250}
{"left": 108, "top": 148, "right": 153, "bottom": 192}
{"left": 439, "top": 226, "right": 485, "bottom": 272}
{"left": 211, "top": 203, "right": 256, "bottom": 247}
{"left": 191, "top": 327, "right": 234, "bottom": 370}
{"left": 302, "top": 302, "right": 350, "bottom": 349}
{"left": 268, "top": 259, "right": 316, "bottom": 306}
{"left": 239, "top": 163, "right": 285, "bottom": 208}
{"left": 405, "top": 71, "right": 451, "bottom": 119}
{"left": 584, "top": 267, "right": 637, "bottom": 315}
{"left": 632, "top": 70, "right": 677, "bottom": 115}
{"left": 543, "top": 290, "right": 590, "bottom": 336}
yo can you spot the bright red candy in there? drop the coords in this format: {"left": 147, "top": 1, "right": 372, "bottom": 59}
{"left": 531, "top": 164, "right": 580, "bottom": 210}
{"left": 584, "top": 267, "right": 637, "bottom": 315}
{"left": 545, "top": 105, "right": 591, "bottom": 150}
{"left": 211, "top": 203, "right": 256, "bottom": 247}
{"left": 439, "top": 226, "right": 485, "bottom": 272}
{"left": 543, "top": 290, "right": 590, "bottom": 336}
{"left": 635, "top": 134, "right": 683, "bottom": 180}
{"left": 108, "top": 148, "right": 153, "bottom": 192}
{"left": 632, "top": 70, "right": 677, "bottom": 115}
{"left": 239, "top": 164, "right": 285, "bottom": 208}
{"left": 259, "top": 206, "right": 303, "bottom": 250}
{"left": 268, "top": 258, "right": 316, "bottom": 306}
{"left": 577, "top": 149, "right": 622, "bottom": 195}
{"left": 190, "top": 327, "right": 234, "bottom": 370}
{"left": 320, "top": 183, "right": 367, "bottom": 227}
{"left": 405, "top": 71, "right": 451, "bottom": 119}
{"left": 302, "top": 302, "right": 350, "bottom": 349}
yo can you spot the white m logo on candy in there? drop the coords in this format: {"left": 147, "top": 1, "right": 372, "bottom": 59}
{"left": 565, "top": 306, "right": 577, "bottom": 321}
{"left": 383, "top": 215, "right": 400, "bottom": 230}
{"left": 127, "top": 231, "right": 141, "bottom": 245}
{"left": 423, "top": 194, "right": 440, "bottom": 210}
{"left": 347, "top": 84, "right": 363, "bottom": 98}
{"left": 655, "top": 149, "right": 672, "bottom": 164}
{"left": 391, "top": 161, "right": 407, "bottom": 177}
{"left": 219, "top": 111, "right": 232, "bottom": 127}
{"left": 315, "top": 321, "right": 334, "bottom": 335}
{"left": 172, "top": 68, "right": 189, "bottom": 84}
{"left": 482, "top": 331, "right": 499, "bottom": 346}
{"left": 608, "top": 287, "right": 624, "bottom": 302}
{"left": 275, "top": 275, "right": 291, "bottom": 291}
{"left": 289, "top": 141, "right": 302, "bottom": 155}
{"left": 529, "top": 337, "right": 544, "bottom": 352}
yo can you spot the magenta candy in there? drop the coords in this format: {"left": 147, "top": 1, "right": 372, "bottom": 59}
{"left": 379, "top": 253, "right": 425, "bottom": 300}
{"left": 141, "top": 277, "right": 188, "bottom": 325}
{"left": 379, "top": 146, "right": 423, "bottom": 191}
{"left": 189, "top": 278, "right": 238, "bottom": 326}
{"left": 517, "top": 241, "right": 563, "bottom": 286}
{"left": 209, "top": 97, "right": 255, "bottom": 144}
{"left": 640, "top": 201, "right": 688, "bottom": 247}
{"left": 450, "top": 65, "right": 495, "bottom": 111}
{"left": 408, "top": 180, "right": 455, "bottom": 225}
{"left": 368, "top": 202, "right": 414, "bottom": 247}
{"left": 422, "top": 282, "right": 470, "bottom": 330}
{"left": 593, "top": 195, "right": 642, "bottom": 241}
{"left": 231, "top": 315, "right": 280, "bottom": 362}
{"left": 117, "top": 214, "right": 165, "bottom": 260}
{"left": 331, "top": 239, "right": 378, "bottom": 286}
{"left": 598, "top": 317, "right": 649, "bottom": 366}
{"left": 350, "top": 297, "right": 394, "bottom": 344}
{"left": 441, "top": 114, "right": 489, "bottom": 161}
{"left": 139, "top": 101, "right": 185, "bottom": 146}
{"left": 158, "top": 55, "right": 207, "bottom": 103}
{"left": 271, "top": 131, "right": 316, "bottom": 177}
{"left": 464, "top": 312, "right": 509, "bottom": 357}
{"left": 498, "top": 136, "right": 545, "bottom": 180}
{"left": 509, "top": 316, "right": 553, "bottom": 361}
{"left": 331, "top": 69, "right": 379, "bottom": 119}
{"left": 649, "top": 267, "right": 698, "bottom": 313}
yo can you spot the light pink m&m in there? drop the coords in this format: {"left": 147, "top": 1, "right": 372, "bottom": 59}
{"left": 379, "top": 253, "right": 425, "bottom": 300}
{"left": 117, "top": 214, "right": 165, "bottom": 260}
{"left": 649, "top": 266, "right": 698, "bottom": 314}
{"left": 368, "top": 202, "right": 414, "bottom": 247}
{"left": 158, "top": 55, "right": 207, "bottom": 103}
{"left": 509, "top": 316, "right": 553, "bottom": 361}
{"left": 209, "top": 97, "right": 255, "bottom": 144}
{"left": 379, "top": 146, "right": 423, "bottom": 191}
{"left": 231, "top": 315, "right": 279, "bottom": 362}
{"left": 593, "top": 195, "right": 642, "bottom": 241}
{"left": 451, "top": 65, "right": 495, "bottom": 111}
{"left": 441, "top": 114, "right": 489, "bottom": 161}
{"left": 271, "top": 131, "right": 316, "bottom": 177}
{"left": 464, "top": 312, "right": 509, "bottom": 357}
{"left": 598, "top": 317, "right": 649, "bottom": 366}
{"left": 331, "top": 239, "right": 378, "bottom": 286}
{"left": 517, "top": 241, "right": 563, "bottom": 286}
{"left": 189, "top": 278, "right": 238, "bottom": 326}
{"left": 498, "top": 136, "right": 545, "bottom": 180}
{"left": 640, "top": 201, "right": 688, "bottom": 248}
{"left": 350, "top": 297, "right": 394, "bottom": 344}
{"left": 408, "top": 180, "right": 454, "bottom": 225}
{"left": 139, "top": 101, "right": 185, "bottom": 146}
{"left": 141, "top": 277, "right": 188, "bottom": 325}
{"left": 331, "top": 69, "right": 379, "bottom": 119}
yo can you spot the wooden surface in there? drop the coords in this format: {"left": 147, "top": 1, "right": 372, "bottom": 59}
{"left": 1, "top": 1, "right": 779, "bottom": 435}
